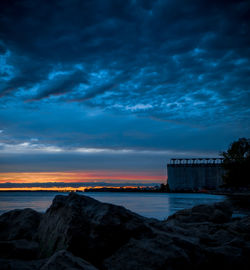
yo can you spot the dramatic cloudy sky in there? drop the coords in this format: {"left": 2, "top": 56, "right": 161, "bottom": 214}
{"left": 0, "top": 0, "right": 249, "bottom": 184}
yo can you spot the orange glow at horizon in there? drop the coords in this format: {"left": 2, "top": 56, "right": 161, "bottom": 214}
{"left": 0, "top": 170, "right": 164, "bottom": 184}
{"left": 0, "top": 186, "right": 144, "bottom": 192}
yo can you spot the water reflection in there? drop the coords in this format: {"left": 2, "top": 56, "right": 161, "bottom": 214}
{"left": 0, "top": 192, "right": 225, "bottom": 220}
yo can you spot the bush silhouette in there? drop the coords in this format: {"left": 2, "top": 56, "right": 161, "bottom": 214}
{"left": 221, "top": 138, "right": 250, "bottom": 188}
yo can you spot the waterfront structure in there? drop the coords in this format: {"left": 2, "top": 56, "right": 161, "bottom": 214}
{"left": 167, "top": 158, "right": 224, "bottom": 191}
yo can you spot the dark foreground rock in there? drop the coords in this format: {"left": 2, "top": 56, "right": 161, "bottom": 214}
{"left": 0, "top": 208, "right": 42, "bottom": 241}
{"left": 104, "top": 200, "right": 250, "bottom": 270}
{"left": 38, "top": 193, "right": 156, "bottom": 267}
{"left": 0, "top": 250, "right": 97, "bottom": 270}
{"left": 40, "top": 250, "right": 98, "bottom": 270}
{"left": 0, "top": 258, "right": 45, "bottom": 270}
{"left": 0, "top": 193, "right": 250, "bottom": 270}
{"left": 0, "top": 239, "right": 39, "bottom": 260}
{"left": 166, "top": 200, "right": 233, "bottom": 224}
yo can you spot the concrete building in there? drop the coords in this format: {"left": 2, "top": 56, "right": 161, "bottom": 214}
{"left": 167, "top": 158, "right": 224, "bottom": 191}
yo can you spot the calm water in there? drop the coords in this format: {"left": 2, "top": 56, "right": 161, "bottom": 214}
{"left": 0, "top": 192, "right": 225, "bottom": 220}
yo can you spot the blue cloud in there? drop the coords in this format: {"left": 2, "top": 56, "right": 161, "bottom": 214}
{"left": 0, "top": 0, "right": 249, "bottom": 173}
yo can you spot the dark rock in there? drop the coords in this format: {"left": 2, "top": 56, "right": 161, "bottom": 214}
{"left": 38, "top": 193, "right": 155, "bottom": 267}
{"left": 229, "top": 216, "right": 250, "bottom": 236}
{"left": 40, "top": 250, "right": 98, "bottom": 270}
{"left": 1, "top": 193, "right": 250, "bottom": 270}
{"left": 103, "top": 234, "right": 192, "bottom": 270}
{"left": 0, "top": 208, "right": 42, "bottom": 241}
{"left": 0, "top": 258, "right": 45, "bottom": 270}
{"left": 203, "top": 245, "right": 250, "bottom": 270}
{"left": 104, "top": 221, "right": 250, "bottom": 270}
{"left": 104, "top": 218, "right": 235, "bottom": 270}
{"left": 0, "top": 251, "right": 98, "bottom": 270}
{"left": 0, "top": 239, "right": 39, "bottom": 260}
{"left": 166, "top": 201, "right": 233, "bottom": 224}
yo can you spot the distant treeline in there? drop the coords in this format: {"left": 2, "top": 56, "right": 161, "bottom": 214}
{"left": 0, "top": 182, "right": 160, "bottom": 188}
{"left": 85, "top": 184, "right": 170, "bottom": 193}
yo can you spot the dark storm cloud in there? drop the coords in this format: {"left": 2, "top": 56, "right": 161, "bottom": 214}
{"left": 1, "top": 0, "right": 249, "bottom": 108}
{"left": 29, "top": 70, "right": 88, "bottom": 101}
{"left": 71, "top": 70, "right": 131, "bottom": 102}
{"left": 0, "top": 49, "right": 51, "bottom": 97}
{"left": 0, "top": 0, "right": 250, "bottom": 174}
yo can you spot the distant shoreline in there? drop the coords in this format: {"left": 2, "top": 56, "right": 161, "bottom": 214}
{"left": 0, "top": 189, "right": 224, "bottom": 194}
{"left": 1, "top": 187, "right": 249, "bottom": 196}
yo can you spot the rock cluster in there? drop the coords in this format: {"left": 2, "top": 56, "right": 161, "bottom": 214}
{"left": 0, "top": 193, "right": 249, "bottom": 269}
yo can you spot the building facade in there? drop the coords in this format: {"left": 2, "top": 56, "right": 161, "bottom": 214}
{"left": 167, "top": 158, "right": 224, "bottom": 191}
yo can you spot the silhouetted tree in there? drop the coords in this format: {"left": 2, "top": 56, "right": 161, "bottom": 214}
{"left": 221, "top": 138, "right": 250, "bottom": 188}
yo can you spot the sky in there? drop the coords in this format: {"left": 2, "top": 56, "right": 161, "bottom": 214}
{"left": 0, "top": 0, "right": 250, "bottom": 186}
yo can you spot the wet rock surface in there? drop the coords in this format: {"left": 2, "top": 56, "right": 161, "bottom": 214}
{"left": 0, "top": 193, "right": 249, "bottom": 270}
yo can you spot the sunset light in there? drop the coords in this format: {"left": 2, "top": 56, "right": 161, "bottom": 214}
{"left": 0, "top": 171, "right": 164, "bottom": 184}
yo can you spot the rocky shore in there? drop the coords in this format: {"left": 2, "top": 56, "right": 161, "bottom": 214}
{"left": 0, "top": 193, "right": 249, "bottom": 270}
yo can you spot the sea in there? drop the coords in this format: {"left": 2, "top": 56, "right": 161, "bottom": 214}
{"left": 0, "top": 192, "right": 226, "bottom": 220}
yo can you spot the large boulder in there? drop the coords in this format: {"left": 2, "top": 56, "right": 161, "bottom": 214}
{"left": 0, "top": 208, "right": 42, "bottom": 241}
{"left": 38, "top": 193, "right": 155, "bottom": 267}
{"left": 103, "top": 199, "right": 250, "bottom": 270}
{"left": 104, "top": 216, "right": 250, "bottom": 270}
{"left": 0, "top": 258, "right": 45, "bottom": 270}
{"left": 166, "top": 201, "right": 233, "bottom": 224}
{"left": 40, "top": 250, "right": 98, "bottom": 270}
{"left": 0, "top": 239, "right": 39, "bottom": 260}
{"left": 103, "top": 234, "right": 193, "bottom": 270}
{"left": 0, "top": 251, "right": 98, "bottom": 270}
